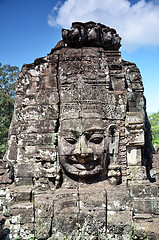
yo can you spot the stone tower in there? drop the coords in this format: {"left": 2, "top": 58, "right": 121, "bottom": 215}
{"left": 0, "top": 22, "right": 158, "bottom": 240}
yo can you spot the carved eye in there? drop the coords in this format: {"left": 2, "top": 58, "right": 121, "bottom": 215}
{"left": 89, "top": 136, "right": 103, "bottom": 144}
{"left": 65, "top": 137, "right": 77, "bottom": 144}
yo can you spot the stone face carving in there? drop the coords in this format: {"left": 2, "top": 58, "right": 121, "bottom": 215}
{"left": 58, "top": 118, "right": 107, "bottom": 178}
{"left": 0, "top": 22, "right": 158, "bottom": 240}
{"left": 62, "top": 21, "right": 121, "bottom": 50}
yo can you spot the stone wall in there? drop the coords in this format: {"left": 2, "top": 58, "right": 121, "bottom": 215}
{"left": 0, "top": 22, "right": 158, "bottom": 240}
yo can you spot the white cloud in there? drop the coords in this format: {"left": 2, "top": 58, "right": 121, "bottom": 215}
{"left": 48, "top": 0, "right": 159, "bottom": 51}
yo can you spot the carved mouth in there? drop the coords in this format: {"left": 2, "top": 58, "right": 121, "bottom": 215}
{"left": 73, "top": 163, "right": 95, "bottom": 170}
{"left": 61, "top": 157, "right": 104, "bottom": 177}
{"left": 69, "top": 155, "right": 94, "bottom": 163}
{"left": 68, "top": 157, "right": 101, "bottom": 171}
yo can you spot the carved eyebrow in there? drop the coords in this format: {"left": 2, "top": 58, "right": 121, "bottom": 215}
{"left": 62, "top": 130, "right": 81, "bottom": 137}
{"left": 84, "top": 128, "right": 104, "bottom": 134}
{"left": 61, "top": 128, "right": 104, "bottom": 136}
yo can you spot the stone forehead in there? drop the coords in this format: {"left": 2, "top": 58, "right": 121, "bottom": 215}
{"left": 59, "top": 118, "right": 105, "bottom": 133}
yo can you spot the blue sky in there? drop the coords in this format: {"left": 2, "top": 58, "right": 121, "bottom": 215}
{"left": 0, "top": 0, "right": 159, "bottom": 114}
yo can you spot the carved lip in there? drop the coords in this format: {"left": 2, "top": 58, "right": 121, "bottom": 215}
{"left": 69, "top": 157, "right": 101, "bottom": 171}
{"left": 69, "top": 155, "right": 98, "bottom": 164}
{"left": 73, "top": 163, "right": 95, "bottom": 170}
{"left": 77, "top": 165, "right": 104, "bottom": 176}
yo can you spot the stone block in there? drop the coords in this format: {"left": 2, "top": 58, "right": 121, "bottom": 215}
{"left": 60, "top": 85, "right": 80, "bottom": 103}
{"left": 34, "top": 193, "right": 53, "bottom": 218}
{"left": 39, "top": 104, "right": 59, "bottom": 120}
{"left": 10, "top": 186, "right": 33, "bottom": 202}
{"left": 127, "top": 147, "right": 142, "bottom": 166}
{"left": 107, "top": 186, "right": 132, "bottom": 211}
{"left": 59, "top": 48, "right": 82, "bottom": 61}
{"left": 78, "top": 210, "right": 106, "bottom": 237}
{"left": 131, "top": 81, "right": 144, "bottom": 91}
{"left": 107, "top": 210, "right": 133, "bottom": 234}
{"left": 52, "top": 213, "right": 78, "bottom": 236}
{"left": 130, "top": 184, "right": 158, "bottom": 198}
{"left": 133, "top": 199, "right": 159, "bottom": 214}
{"left": 127, "top": 166, "right": 147, "bottom": 182}
{"left": 20, "top": 121, "right": 40, "bottom": 134}
{"left": 15, "top": 164, "right": 35, "bottom": 178}
{"left": 60, "top": 103, "right": 80, "bottom": 119}
{"left": 37, "top": 91, "right": 59, "bottom": 105}
{"left": 24, "top": 145, "right": 38, "bottom": 155}
{"left": 134, "top": 218, "right": 159, "bottom": 240}
{"left": 33, "top": 178, "right": 52, "bottom": 192}
{"left": 107, "top": 165, "right": 121, "bottom": 185}
{"left": 53, "top": 188, "right": 79, "bottom": 214}
{"left": 39, "top": 120, "right": 57, "bottom": 133}
{"left": 125, "top": 112, "right": 144, "bottom": 127}
{"left": 82, "top": 48, "right": 101, "bottom": 58}
{"left": 35, "top": 217, "right": 52, "bottom": 240}
{"left": 42, "top": 133, "right": 57, "bottom": 146}
{"left": 11, "top": 202, "right": 34, "bottom": 224}
{"left": 14, "top": 177, "right": 33, "bottom": 186}
{"left": 0, "top": 171, "right": 12, "bottom": 184}
{"left": 104, "top": 51, "right": 121, "bottom": 62}
{"left": 20, "top": 106, "right": 40, "bottom": 121}
{"left": 150, "top": 167, "right": 159, "bottom": 183}
{"left": 126, "top": 130, "right": 144, "bottom": 147}
{"left": 7, "top": 135, "right": 17, "bottom": 161}
{"left": 78, "top": 208, "right": 106, "bottom": 226}
{"left": 78, "top": 187, "right": 106, "bottom": 210}
{"left": 133, "top": 213, "right": 153, "bottom": 221}
{"left": 110, "top": 75, "right": 125, "bottom": 91}
{"left": 42, "top": 69, "right": 58, "bottom": 90}
{"left": 20, "top": 223, "right": 35, "bottom": 240}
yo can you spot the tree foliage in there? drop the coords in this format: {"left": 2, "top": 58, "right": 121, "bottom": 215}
{"left": 0, "top": 63, "right": 19, "bottom": 158}
{"left": 0, "top": 63, "right": 19, "bottom": 98}
{"left": 148, "top": 112, "right": 159, "bottom": 148}
{"left": 0, "top": 90, "right": 15, "bottom": 158}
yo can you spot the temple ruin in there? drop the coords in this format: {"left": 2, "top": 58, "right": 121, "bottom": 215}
{"left": 0, "top": 22, "right": 159, "bottom": 240}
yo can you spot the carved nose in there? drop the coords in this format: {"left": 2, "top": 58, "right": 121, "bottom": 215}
{"left": 74, "top": 135, "right": 93, "bottom": 157}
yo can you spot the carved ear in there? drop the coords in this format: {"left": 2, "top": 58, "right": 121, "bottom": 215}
{"left": 107, "top": 125, "right": 119, "bottom": 165}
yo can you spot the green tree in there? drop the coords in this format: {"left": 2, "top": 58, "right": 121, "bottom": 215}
{"left": 0, "top": 90, "right": 15, "bottom": 158}
{"left": 0, "top": 63, "right": 19, "bottom": 158}
{"left": 148, "top": 112, "right": 159, "bottom": 148}
{"left": 0, "top": 63, "right": 19, "bottom": 97}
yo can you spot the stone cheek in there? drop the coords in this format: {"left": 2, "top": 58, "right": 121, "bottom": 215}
{"left": 0, "top": 22, "right": 158, "bottom": 240}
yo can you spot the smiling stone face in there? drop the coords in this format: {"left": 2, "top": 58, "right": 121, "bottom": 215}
{"left": 58, "top": 119, "right": 107, "bottom": 178}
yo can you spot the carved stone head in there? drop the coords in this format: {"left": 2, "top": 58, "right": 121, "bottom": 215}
{"left": 4, "top": 22, "right": 153, "bottom": 188}
{"left": 58, "top": 118, "right": 107, "bottom": 178}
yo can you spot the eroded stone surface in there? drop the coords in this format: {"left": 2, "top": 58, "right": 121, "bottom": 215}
{"left": 62, "top": 21, "right": 121, "bottom": 50}
{"left": 0, "top": 22, "right": 158, "bottom": 240}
